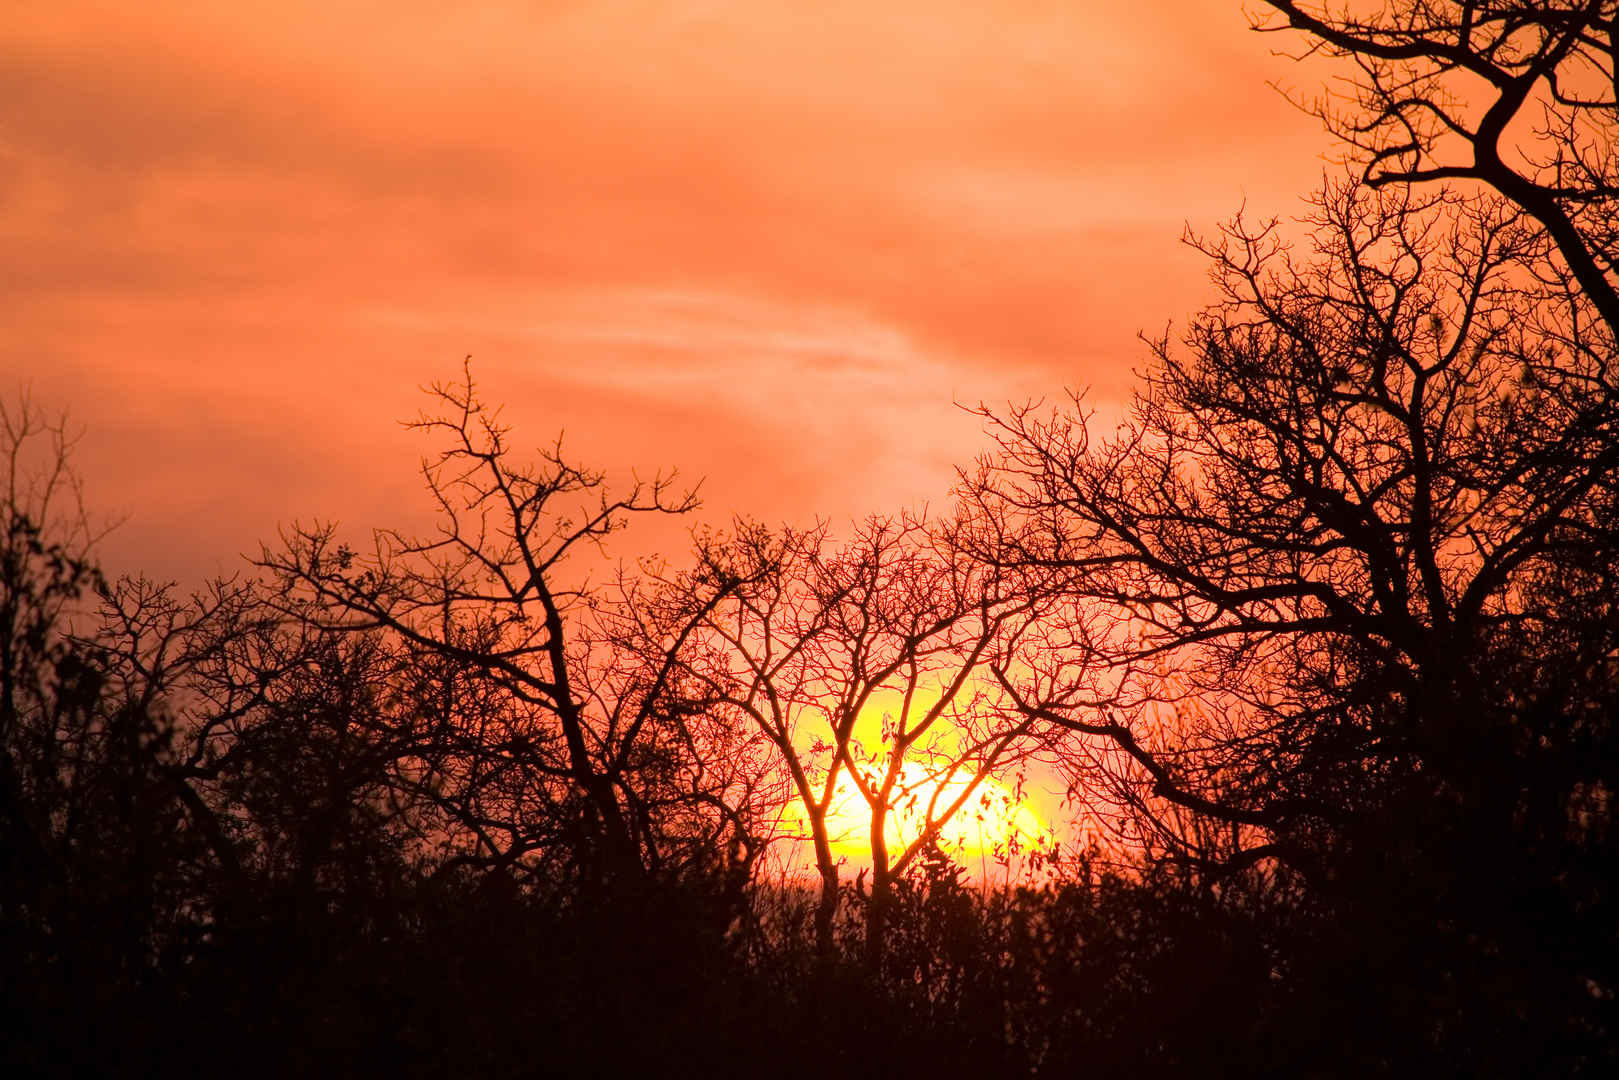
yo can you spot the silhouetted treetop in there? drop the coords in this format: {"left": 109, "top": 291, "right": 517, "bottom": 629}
{"left": 256, "top": 363, "right": 779, "bottom": 893}
{"left": 962, "top": 178, "right": 1619, "bottom": 874}
{"left": 1255, "top": 0, "right": 1619, "bottom": 335}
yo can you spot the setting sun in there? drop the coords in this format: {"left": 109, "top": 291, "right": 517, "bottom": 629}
{"left": 775, "top": 761, "right": 1055, "bottom": 881}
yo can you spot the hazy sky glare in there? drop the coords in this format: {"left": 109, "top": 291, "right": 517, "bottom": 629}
{"left": 3, "top": 0, "right": 1329, "bottom": 582}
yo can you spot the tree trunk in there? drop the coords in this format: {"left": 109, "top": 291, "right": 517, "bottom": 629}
{"left": 865, "top": 808, "right": 890, "bottom": 971}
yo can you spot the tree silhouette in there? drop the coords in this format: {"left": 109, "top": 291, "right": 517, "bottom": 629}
{"left": 256, "top": 363, "right": 772, "bottom": 895}
{"left": 1255, "top": 0, "right": 1619, "bottom": 336}
{"left": 1, "top": 393, "right": 103, "bottom": 926}
{"left": 0, "top": 396, "right": 227, "bottom": 1074}
{"left": 10, "top": 5, "right": 1619, "bottom": 1073}
{"left": 961, "top": 175, "right": 1619, "bottom": 1066}
{"left": 646, "top": 514, "right": 1047, "bottom": 962}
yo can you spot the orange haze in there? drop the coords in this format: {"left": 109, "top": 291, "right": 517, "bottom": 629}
{"left": 4, "top": 1, "right": 1324, "bottom": 582}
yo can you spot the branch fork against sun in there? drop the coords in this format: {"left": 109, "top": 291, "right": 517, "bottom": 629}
{"left": 640, "top": 512, "right": 1050, "bottom": 962}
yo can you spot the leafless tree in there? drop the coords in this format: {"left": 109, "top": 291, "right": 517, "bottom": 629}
{"left": 256, "top": 363, "right": 763, "bottom": 891}
{"left": 0, "top": 393, "right": 114, "bottom": 924}
{"left": 647, "top": 514, "right": 1047, "bottom": 962}
{"left": 961, "top": 178, "right": 1619, "bottom": 879}
{"left": 1254, "top": 0, "right": 1619, "bottom": 336}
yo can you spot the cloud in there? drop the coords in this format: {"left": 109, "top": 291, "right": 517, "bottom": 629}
{"left": 365, "top": 285, "right": 1005, "bottom": 520}
{"left": 1, "top": 0, "right": 1331, "bottom": 581}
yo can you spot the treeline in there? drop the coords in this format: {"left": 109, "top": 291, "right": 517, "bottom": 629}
{"left": 6, "top": 2, "right": 1619, "bottom": 1075}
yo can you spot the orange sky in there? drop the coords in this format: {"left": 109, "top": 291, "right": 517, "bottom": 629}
{"left": 4, "top": 0, "right": 1328, "bottom": 583}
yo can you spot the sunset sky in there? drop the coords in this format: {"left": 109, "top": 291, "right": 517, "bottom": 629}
{"left": 5, "top": 0, "right": 1329, "bottom": 583}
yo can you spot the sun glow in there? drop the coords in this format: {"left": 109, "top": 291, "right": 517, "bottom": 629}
{"left": 754, "top": 676, "right": 1070, "bottom": 885}
{"left": 775, "top": 761, "right": 1056, "bottom": 883}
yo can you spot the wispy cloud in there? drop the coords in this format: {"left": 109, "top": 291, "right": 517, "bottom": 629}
{"left": 366, "top": 286, "right": 998, "bottom": 518}
{"left": 2, "top": 0, "right": 1326, "bottom": 579}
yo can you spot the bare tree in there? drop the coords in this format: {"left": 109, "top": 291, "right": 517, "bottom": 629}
{"left": 1254, "top": 0, "right": 1619, "bottom": 336}
{"left": 957, "top": 172, "right": 1619, "bottom": 1060}
{"left": 256, "top": 364, "right": 758, "bottom": 891}
{"left": 0, "top": 392, "right": 111, "bottom": 928}
{"left": 576, "top": 558, "right": 790, "bottom": 898}
{"left": 649, "top": 514, "right": 1046, "bottom": 962}
{"left": 962, "top": 177, "right": 1619, "bottom": 873}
